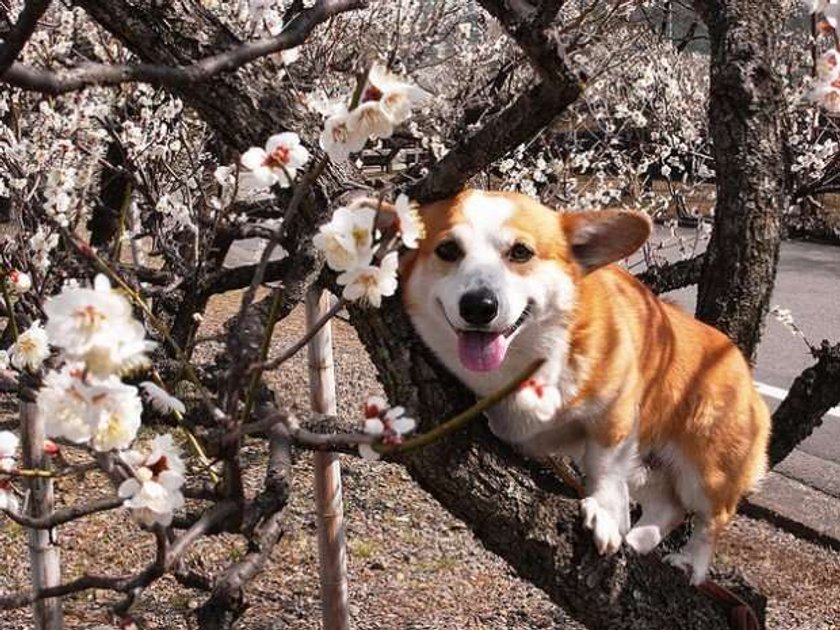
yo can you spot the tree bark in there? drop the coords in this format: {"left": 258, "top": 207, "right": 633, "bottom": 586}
{"left": 768, "top": 340, "right": 840, "bottom": 466}
{"left": 692, "top": 0, "right": 789, "bottom": 360}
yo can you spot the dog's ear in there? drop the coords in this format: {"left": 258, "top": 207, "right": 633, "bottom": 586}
{"left": 561, "top": 209, "right": 651, "bottom": 274}
{"left": 344, "top": 195, "right": 398, "bottom": 233}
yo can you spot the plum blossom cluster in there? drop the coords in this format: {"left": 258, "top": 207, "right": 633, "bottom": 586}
{"left": 313, "top": 194, "right": 424, "bottom": 307}
{"left": 2, "top": 273, "right": 188, "bottom": 527}
{"left": 808, "top": 2, "right": 840, "bottom": 113}
{"left": 358, "top": 396, "right": 417, "bottom": 461}
{"left": 0, "top": 430, "right": 20, "bottom": 513}
{"left": 317, "top": 64, "right": 428, "bottom": 162}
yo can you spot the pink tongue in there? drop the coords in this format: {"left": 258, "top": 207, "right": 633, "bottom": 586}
{"left": 457, "top": 331, "right": 510, "bottom": 372}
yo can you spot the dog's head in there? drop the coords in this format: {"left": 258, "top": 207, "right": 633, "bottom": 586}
{"left": 402, "top": 189, "right": 650, "bottom": 376}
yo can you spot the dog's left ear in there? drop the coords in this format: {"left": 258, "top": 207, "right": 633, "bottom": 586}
{"left": 561, "top": 209, "right": 651, "bottom": 274}
{"left": 343, "top": 196, "right": 418, "bottom": 275}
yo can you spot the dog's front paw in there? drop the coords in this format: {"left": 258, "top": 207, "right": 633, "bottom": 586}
{"left": 664, "top": 552, "right": 708, "bottom": 586}
{"left": 517, "top": 379, "right": 562, "bottom": 422}
{"left": 580, "top": 497, "right": 622, "bottom": 555}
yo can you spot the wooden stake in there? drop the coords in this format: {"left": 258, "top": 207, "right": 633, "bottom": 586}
{"left": 20, "top": 400, "right": 63, "bottom": 630}
{"left": 305, "top": 288, "right": 350, "bottom": 630}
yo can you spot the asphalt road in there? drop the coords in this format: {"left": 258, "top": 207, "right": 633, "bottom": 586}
{"left": 641, "top": 227, "right": 839, "bottom": 413}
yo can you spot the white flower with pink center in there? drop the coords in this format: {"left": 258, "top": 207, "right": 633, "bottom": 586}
{"left": 10, "top": 321, "right": 49, "bottom": 372}
{"left": 337, "top": 251, "right": 399, "bottom": 308}
{"left": 240, "top": 132, "right": 310, "bottom": 188}
{"left": 118, "top": 434, "right": 186, "bottom": 527}
{"left": 358, "top": 395, "right": 417, "bottom": 461}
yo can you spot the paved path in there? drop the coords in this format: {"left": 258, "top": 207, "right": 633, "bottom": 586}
{"left": 641, "top": 229, "right": 840, "bottom": 545}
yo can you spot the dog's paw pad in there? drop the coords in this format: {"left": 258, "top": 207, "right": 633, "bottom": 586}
{"left": 580, "top": 497, "right": 622, "bottom": 555}
{"left": 664, "top": 552, "right": 708, "bottom": 585}
{"left": 625, "top": 525, "right": 661, "bottom": 555}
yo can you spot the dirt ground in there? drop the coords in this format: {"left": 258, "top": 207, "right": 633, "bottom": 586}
{"left": 1, "top": 293, "right": 839, "bottom": 630}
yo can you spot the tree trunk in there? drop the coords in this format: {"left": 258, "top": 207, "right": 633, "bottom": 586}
{"left": 692, "top": 0, "right": 789, "bottom": 360}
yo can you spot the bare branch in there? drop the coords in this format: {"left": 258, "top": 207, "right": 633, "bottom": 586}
{"left": 0, "top": 501, "right": 239, "bottom": 610}
{"left": 2, "top": 495, "right": 124, "bottom": 529}
{"left": 635, "top": 253, "right": 706, "bottom": 295}
{"left": 769, "top": 340, "right": 840, "bottom": 466}
{"left": 2, "top": 0, "right": 368, "bottom": 95}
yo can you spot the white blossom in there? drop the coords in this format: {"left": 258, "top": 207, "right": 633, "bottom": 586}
{"left": 0, "top": 430, "right": 19, "bottom": 473}
{"left": 118, "top": 434, "right": 186, "bottom": 527}
{"left": 10, "top": 321, "right": 50, "bottom": 371}
{"left": 358, "top": 395, "right": 416, "bottom": 461}
{"left": 43, "top": 274, "right": 155, "bottom": 376}
{"left": 313, "top": 205, "right": 376, "bottom": 271}
{"left": 318, "top": 64, "right": 426, "bottom": 162}
{"left": 37, "top": 366, "right": 143, "bottom": 451}
{"left": 393, "top": 194, "right": 425, "bottom": 249}
{"left": 8, "top": 270, "right": 32, "bottom": 294}
{"left": 141, "top": 381, "right": 186, "bottom": 416}
{"left": 320, "top": 105, "right": 369, "bottom": 163}
{"left": 240, "top": 132, "right": 310, "bottom": 188}
{"left": 337, "top": 251, "right": 399, "bottom": 308}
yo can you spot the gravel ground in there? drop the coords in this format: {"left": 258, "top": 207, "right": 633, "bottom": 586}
{"left": 1, "top": 293, "right": 839, "bottom": 629}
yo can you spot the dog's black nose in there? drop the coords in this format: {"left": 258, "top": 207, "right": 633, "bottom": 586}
{"left": 459, "top": 288, "right": 498, "bottom": 326}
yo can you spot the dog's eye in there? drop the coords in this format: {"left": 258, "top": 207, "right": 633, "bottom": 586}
{"left": 508, "top": 242, "right": 535, "bottom": 263}
{"left": 435, "top": 240, "right": 463, "bottom": 262}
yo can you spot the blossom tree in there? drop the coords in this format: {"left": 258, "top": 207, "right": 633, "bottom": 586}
{"left": 0, "top": 1, "right": 838, "bottom": 630}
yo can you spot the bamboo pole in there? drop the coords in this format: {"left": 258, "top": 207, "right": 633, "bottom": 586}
{"left": 20, "top": 400, "right": 63, "bottom": 630}
{"left": 305, "top": 288, "right": 350, "bottom": 630}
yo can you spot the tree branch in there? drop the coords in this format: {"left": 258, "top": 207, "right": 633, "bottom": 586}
{"left": 635, "top": 253, "right": 705, "bottom": 295}
{"left": 2, "top": 0, "right": 367, "bottom": 95}
{"left": 406, "top": 0, "right": 583, "bottom": 203}
{"left": 1, "top": 495, "right": 123, "bottom": 529}
{"left": 0, "top": 0, "right": 52, "bottom": 75}
{"left": 769, "top": 340, "right": 840, "bottom": 466}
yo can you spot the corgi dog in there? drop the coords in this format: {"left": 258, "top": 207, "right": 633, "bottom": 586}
{"left": 399, "top": 189, "right": 770, "bottom": 585}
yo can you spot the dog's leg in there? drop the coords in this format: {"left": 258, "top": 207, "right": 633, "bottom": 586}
{"left": 625, "top": 472, "right": 685, "bottom": 554}
{"left": 579, "top": 438, "right": 636, "bottom": 555}
{"left": 663, "top": 516, "right": 720, "bottom": 585}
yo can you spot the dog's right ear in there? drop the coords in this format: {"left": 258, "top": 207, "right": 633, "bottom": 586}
{"left": 561, "top": 209, "right": 651, "bottom": 274}
{"left": 343, "top": 195, "right": 398, "bottom": 234}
